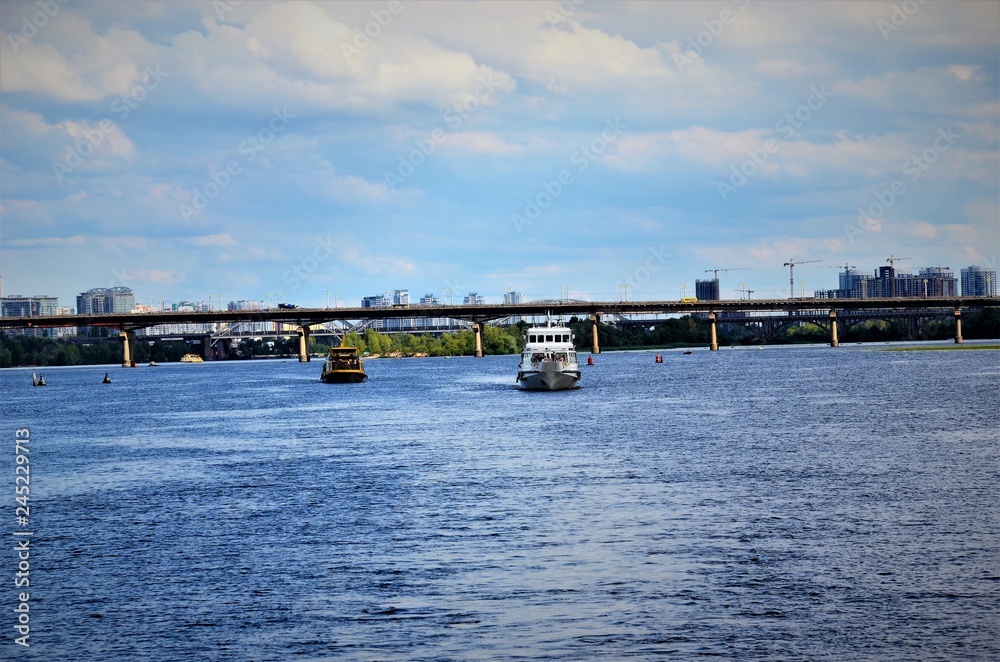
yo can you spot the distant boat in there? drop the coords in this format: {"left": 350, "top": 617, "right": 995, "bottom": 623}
{"left": 148, "top": 361, "right": 159, "bottom": 367}
{"left": 516, "top": 323, "right": 580, "bottom": 391}
{"left": 320, "top": 340, "right": 368, "bottom": 383}
{"left": 180, "top": 354, "right": 203, "bottom": 363}
{"left": 103, "top": 373, "right": 112, "bottom": 384}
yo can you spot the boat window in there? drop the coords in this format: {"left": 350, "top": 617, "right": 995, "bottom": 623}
{"left": 529, "top": 335, "right": 536, "bottom": 343}
{"left": 545, "top": 334, "right": 553, "bottom": 342}
{"left": 562, "top": 334, "right": 569, "bottom": 342}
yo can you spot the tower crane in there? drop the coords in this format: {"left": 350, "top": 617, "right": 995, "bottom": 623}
{"left": 782, "top": 259, "right": 821, "bottom": 299}
{"left": 886, "top": 255, "right": 911, "bottom": 297}
{"left": 704, "top": 267, "right": 749, "bottom": 280}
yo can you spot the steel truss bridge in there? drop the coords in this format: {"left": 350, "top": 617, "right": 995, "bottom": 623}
{"left": 2, "top": 296, "right": 996, "bottom": 365}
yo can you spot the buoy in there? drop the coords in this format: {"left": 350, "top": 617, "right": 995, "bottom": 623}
{"left": 655, "top": 354, "right": 663, "bottom": 363}
{"left": 33, "top": 373, "right": 46, "bottom": 386}
{"left": 103, "top": 372, "right": 112, "bottom": 384}
{"left": 587, "top": 356, "right": 594, "bottom": 365}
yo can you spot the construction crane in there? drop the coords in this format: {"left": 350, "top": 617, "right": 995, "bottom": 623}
{"left": 704, "top": 267, "right": 749, "bottom": 280}
{"left": 886, "top": 255, "right": 911, "bottom": 297}
{"left": 782, "top": 259, "right": 821, "bottom": 299}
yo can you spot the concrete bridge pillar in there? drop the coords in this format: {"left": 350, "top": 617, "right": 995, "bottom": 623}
{"left": 709, "top": 313, "right": 719, "bottom": 351}
{"left": 590, "top": 314, "right": 600, "bottom": 354}
{"left": 118, "top": 330, "right": 137, "bottom": 367}
{"left": 473, "top": 322, "right": 484, "bottom": 358}
{"left": 297, "top": 326, "right": 311, "bottom": 362}
{"left": 954, "top": 310, "right": 963, "bottom": 344}
{"left": 202, "top": 336, "right": 214, "bottom": 361}
{"left": 829, "top": 310, "right": 839, "bottom": 347}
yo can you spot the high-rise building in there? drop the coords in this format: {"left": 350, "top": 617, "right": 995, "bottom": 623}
{"left": 362, "top": 294, "right": 390, "bottom": 308}
{"left": 961, "top": 266, "right": 997, "bottom": 296}
{"left": 76, "top": 287, "right": 135, "bottom": 314}
{"left": 694, "top": 279, "right": 720, "bottom": 301}
{"left": 393, "top": 290, "right": 410, "bottom": 306}
{"left": 916, "top": 267, "right": 957, "bottom": 297}
{"left": 228, "top": 300, "right": 263, "bottom": 311}
{"left": 0, "top": 294, "right": 60, "bottom": 336}
{"left": 0, "top": 294, "right": 59, "bottom": 317}
{"left": 503, "top": 290, "right": 524, "bottom": 305}
{"left": 463, "top": 292, "right": 485, "bottom": 305}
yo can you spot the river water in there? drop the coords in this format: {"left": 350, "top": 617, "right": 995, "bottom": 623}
{"left": 2, "top": 343, "right": 998, "bottom": 660}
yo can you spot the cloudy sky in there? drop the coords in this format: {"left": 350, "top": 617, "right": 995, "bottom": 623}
{"left": 1, "top": 0, "right": 997, "bottom": 309}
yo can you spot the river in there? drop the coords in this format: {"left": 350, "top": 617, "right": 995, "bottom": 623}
{"left": 2, "top": 343, "right": 998, "bottom": 660}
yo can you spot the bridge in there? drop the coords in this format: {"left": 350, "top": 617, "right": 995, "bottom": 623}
{"left": 1, "top": 297, "right": 996, "bottom": 366}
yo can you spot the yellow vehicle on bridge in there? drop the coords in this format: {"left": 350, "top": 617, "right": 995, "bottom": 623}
{"left": 681, "top": 297, "right": 698, "bottom": 303}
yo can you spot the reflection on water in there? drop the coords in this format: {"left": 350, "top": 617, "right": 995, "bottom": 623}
{"left": 2, "top": 345, "right": 998, "bottom": 660}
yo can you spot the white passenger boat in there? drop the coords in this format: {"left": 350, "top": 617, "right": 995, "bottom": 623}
{"left": 516, "top": 324, "right": 581, "bottom": 390}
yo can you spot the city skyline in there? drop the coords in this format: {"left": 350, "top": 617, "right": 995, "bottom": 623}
{"left": 1, "top": 1, "right": 998, "bottom": 309}
{"left": 2, "top": 261, "right": 995, "bottom": 314}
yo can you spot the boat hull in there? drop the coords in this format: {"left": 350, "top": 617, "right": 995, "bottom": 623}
{"left": 517, "top": 365, "right": 580, "bottom": 391}
{"left": 320, "top": 370, "right": 367, "bottom": 384}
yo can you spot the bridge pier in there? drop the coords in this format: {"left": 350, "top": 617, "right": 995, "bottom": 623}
{"left": 590, "top": 314, "right": 600, "bottom": 354}
{"left": 829, "top": 311, "right": 839, "bottom": 347}
{"left": 954, "top": 310, "right": 963, "bottom": 344}
{"left": 118, "top": 330, "right": 137, "bottom": 367}
{"left": 473, "top": 322, "right": 484, "bottom": 358}
{"left": 297, "top": 326, "right": 311, "bottom": 362}
{"left": 709, "top": 313, "right": 719, "bottom": 351}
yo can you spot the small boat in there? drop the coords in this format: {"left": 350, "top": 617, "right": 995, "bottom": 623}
{"left": 180, "top": 353, "right": 203, "bottom": 363}
{"left": 516, "top": 323, "right": 580, "bottom": 391}
{"left": 148, "top": 361, "right": 159, "bottom": 367}
{"left": 320, "top": 340, "right": 368, "bottom": 383}
{"left": 683, "top": 350, "right": 692, "bottom": 355}
{"left": 102, "top": 372, "right": 112, "bottom": 384}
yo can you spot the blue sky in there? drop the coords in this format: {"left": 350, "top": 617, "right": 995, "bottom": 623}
{"left": 1, "top": 0, "right": 998, "bottom": 308}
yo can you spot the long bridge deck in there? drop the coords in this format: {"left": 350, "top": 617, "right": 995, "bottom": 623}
{"left": 2, "top": 297, "right": 995, "bottom": 330}
{"left": 2, "top": 297, "right": 996, "bottom": 365}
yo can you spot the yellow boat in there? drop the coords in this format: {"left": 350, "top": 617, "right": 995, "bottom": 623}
{"left": 180, "top": 353, "right": 204, "bottom": 363}
{"left": 320, "top": 340, "right": 367, "bottom": 383}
